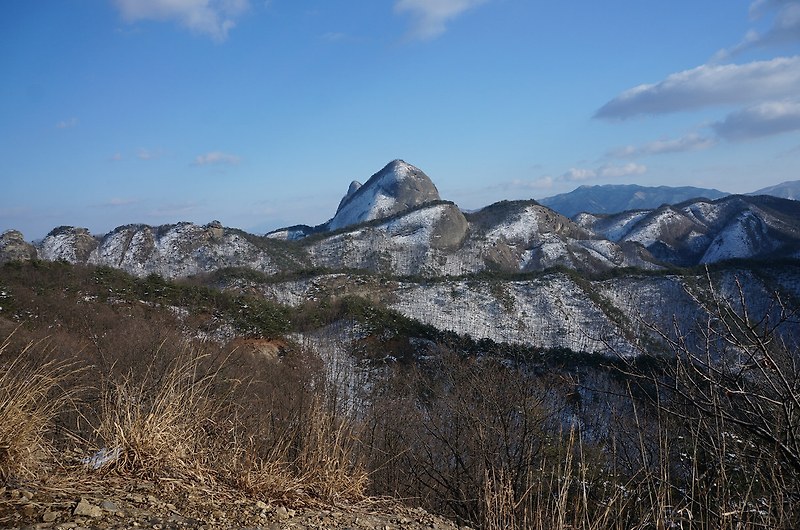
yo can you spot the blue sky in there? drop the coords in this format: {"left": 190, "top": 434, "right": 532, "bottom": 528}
{"left": 2, "top": 0, "right": 800, "bottom": 239}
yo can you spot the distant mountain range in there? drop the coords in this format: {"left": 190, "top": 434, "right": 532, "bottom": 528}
{"left": 3, "top": 160, "right": 798, "bottom": 280}
{"left": 539, "top": 179, "right": 800, "bottom": 218}
{"left": 539, "top": 184, "right": 729, "bottom": 218}
{"left": 749, "top": 180, "right": 800, "bottom": 200}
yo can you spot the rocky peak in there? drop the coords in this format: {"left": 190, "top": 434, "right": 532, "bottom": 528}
{"left": 328, "top": 160, "right": 441, "bottom": 231}
{"left": 336, "top": 180, "right": 363, "bottom": 212}
{"left": 38, "top": 226, "right": 98, "bottom": 263}
{"left": 0, "top": 230, "right": 37, "bottom": 264}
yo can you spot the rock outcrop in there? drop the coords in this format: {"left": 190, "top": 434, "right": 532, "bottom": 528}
{"left": 0, "top": 230, "right": 36, "bottom": 264}
{"left": 328, "top": 159, "right": 441, "bottom": 231}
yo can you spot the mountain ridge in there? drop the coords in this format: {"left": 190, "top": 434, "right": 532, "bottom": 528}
{"left": 539, "top": 183, "right": 729, "bottom": 218}
{"left": 2, "top": 161, "right": 799, "bottom": 277}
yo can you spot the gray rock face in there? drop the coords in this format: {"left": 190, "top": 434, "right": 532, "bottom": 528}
{"left": 328, "top": 160, "right": 441, "bottom": 231}
{"left": 257, "top": 264, "right": 800, "bottom": 355}
{"left": 0, "top": 230, "right": 37, "bottom": 263}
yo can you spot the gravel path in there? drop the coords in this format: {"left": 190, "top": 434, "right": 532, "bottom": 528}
{"left": 0, "top": 481, "right": 469, "bottom": 530}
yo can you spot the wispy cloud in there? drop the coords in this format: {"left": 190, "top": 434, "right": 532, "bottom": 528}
{"left": 56, "top": 118, "right": 78, "bottom": 129}
{"left": 713, "top": 99, "right": 800, "bottom": 140}
{"left": 609, "top": 133, "right": 717, "bottom": 158}
{"left": 394, "top": 0, "right": 489, "bottom": 40}
{"left": 94, "top": 197, "right": 139, "bottom": 208}
{"left": 137, "top": 148, "right": 161, "bottom": 160}
{"left": 562, "top": 168, "right": 598, "bottom": 182}
{"left": 561, "top": 163, "right": 647, "bottom": 182}
{"left": 147, "top": 201, "right": 200, "bottom": 218}
{"left": 595, "top": 56, "right": 800, "bottom": 119}
{"left": 109, "top": 152, "right": 124, "bottom": 161}
{"left": 598, "top": 163, "right": 648, "bottom": 178}
{"left": 495, "top": 176, "right": 555, "bottom": 191}
{"left": 112, "top": 0, "right": 250, "bottom": 42}
{"left": 321, "top": 32, "right": 348, "bottom": 42}
{"left": 193, "top": 151, "right": 240, "bottom": 166}
{"left": 717, "top": 1, "right": 800, "bottom": 59}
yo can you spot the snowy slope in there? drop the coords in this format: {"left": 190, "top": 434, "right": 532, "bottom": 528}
{"left": 700, "top": 210, "right": 772, "bottom": 263}
{"left": 307, "top": 202, "right": 468, "bottom": 276}
{"left": 250, "top": 266, "right": 800, "bottom": 356}
{"left": 578, "top": 196, "right": 800, "bottom": 266}
{"left": 328, "top": 160, "right": 441, "bottom": 231}
{"left": 36, "top": 222, "right": 305, "bottom": 278}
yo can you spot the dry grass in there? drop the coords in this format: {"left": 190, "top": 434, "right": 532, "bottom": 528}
{"left": 0, "top": 333, "right": 81, "bottom": 485}
{"left": 284, "top": 395, "right": 368, "bottom": 502}
{"left": 91, "top": 345, "right": 231, "bottom": 483}
{"left": 88, "top": 341, "right": 367, "bottom": 504}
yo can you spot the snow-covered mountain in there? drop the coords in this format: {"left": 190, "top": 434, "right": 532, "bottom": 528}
{"left": 266, "top": 159, "right": 442, "bottom": 239}
{"left": 3, "top": 161, "right": 800, "bottom": 279}
{"left": 0, "top": 230, "right": 36, "bottom": 264}
{"left": 250, "top": 264, "right": 800, "bottom": 355}
{"left": 32, "top": 222, "right": 308, "bottom": 279}
{"left": 574, "top": 195, "right": 800, "bottom": 266}
{"left": 328, "top": 159, "right": 441, "bottom": 231}
{"left": 540, "top": 184, "right": 729, "bottom": 218}
{"left": 3, "top": 160, "right": 800, "bottom": 356}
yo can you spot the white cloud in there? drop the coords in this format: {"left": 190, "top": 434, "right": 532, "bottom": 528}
{"left": 499, "top": 176, "right": 554, "bottom": 190}
{"left": 609, "top": 133, "right": 717, "bottom": 158}
{"left": 193, "top": 151, "right": 240, "bottom": 165}
{"left": 561, "top": 164, "right": 647, "bottom": 182}
{"left": 713, "top": 99, "right": 800, "bottom": 140}
{"left": 147, "top": 201, "right": 200, "bottom": 218}
{"left": 394, "top": 0, "right": 488, "bottom": 40}
{"left": 109, "top": 153, "right": 124, "bottom": 161}
{"left": 599, "top": 163, "right": 647, "bottom": 178}
{"left": 56, "top": 118, "right": 78, "bottom": 129}
{"left": 561, "top": 168, "right": 597, "bottom": 182}
{"left": 749, "top": 0, "right": 791, "bottom": 18}
{"left": 113, "top": 0, "right": 249, "bottom": 42}
{"left": 595, "top": 56, "right": 800, "bottom": 119}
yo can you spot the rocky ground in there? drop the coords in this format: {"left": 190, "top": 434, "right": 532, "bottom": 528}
{"left": 0, "top": 479, "right": 467, "bottom": 530}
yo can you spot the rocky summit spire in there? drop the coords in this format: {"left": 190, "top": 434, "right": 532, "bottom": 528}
{"left": 328, "top": 160, "right": 441, "bottom": 231}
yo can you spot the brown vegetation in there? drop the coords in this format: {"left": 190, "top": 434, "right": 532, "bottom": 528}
{"left": 0, "top": 261, "right": 798, "bottom": 529}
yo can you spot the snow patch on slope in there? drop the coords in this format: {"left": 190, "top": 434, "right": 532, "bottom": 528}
{"left": 485, "top": 206, "right": 542, "bottom": 243}
{"left": 700, "top": 211, "right": 769, "bottom": 263}
{"left": 597, "top": 211, "right": 649, "bottom": 241}
{"left": 388, "top": 275, "right": 636, "bottom": 354}
{"left": 625, "top": 209, "right": 681, "bottom": 247}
